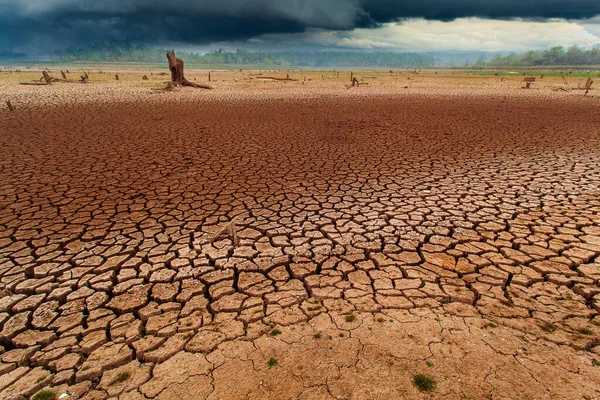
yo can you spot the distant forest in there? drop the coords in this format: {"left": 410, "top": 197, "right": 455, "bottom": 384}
{"left": 478, "top": 46, "right": 600, "bottom": 67}
{"left": 52, "top": 43, "right": 435, "bottom": 67}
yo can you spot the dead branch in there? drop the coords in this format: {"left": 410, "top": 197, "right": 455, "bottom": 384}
{"left": 255, "top": 76, "right": 298, "bottom": 82}
{"left": 6, "top": 100, "right": 14, "bottom": 111}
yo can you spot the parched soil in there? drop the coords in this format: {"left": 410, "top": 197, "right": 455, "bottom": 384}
{"left": 1, "top": 78, "right": 600, "bottom": 399}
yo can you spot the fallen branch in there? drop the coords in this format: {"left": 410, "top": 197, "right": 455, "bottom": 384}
{"left": 255, "top": 75, "right": 298, "bottom": 81}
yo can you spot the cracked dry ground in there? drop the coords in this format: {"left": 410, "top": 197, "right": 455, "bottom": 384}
{"left": 1, "top": 88, "right": 600, "bottom": 400}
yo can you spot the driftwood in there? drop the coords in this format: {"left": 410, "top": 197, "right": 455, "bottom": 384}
{"left": 6, "top": 100, "right": 14, "bottom": 111}
{"left": 522, "top": 77, "right": 536, "bottom": 89}
{"left": 196, "top": 217, "right": 241, "bottom": 247}
{"left": 584, "top": 78, "right": 594, "bottom": 96}
{"left": 255, "top": 75, "right": 298, "bottom": 82}
{"left": 166, "top": 50, "right": 212, "bottom": 89}
{"left": 21, "top": 71, "right": 88, "bottom": 85}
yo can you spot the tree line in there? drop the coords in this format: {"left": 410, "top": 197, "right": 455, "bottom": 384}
{"left": 475, "top": 46, "right": 600, "bottom": 67}
{"left": 52, "top": 43, "right": 435, "bottom": 67}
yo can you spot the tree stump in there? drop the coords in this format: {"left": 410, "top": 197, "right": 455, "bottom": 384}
{"left": 61, "top": 71, "right": 67, "bottom": 80}
{"left": 115, "top": 74, "right": 119, "bottom": 81}
{"left": 42, "top": 71, "right": 52, "bottom": 85}
{"left": 166, "top": 51, "right": 212, "bottom": 89}
{"left": 6, "top": 100, "right": 14, "bottom": 111}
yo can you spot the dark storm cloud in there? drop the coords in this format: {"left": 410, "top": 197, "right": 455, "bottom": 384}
{"left": 1, "top": 0, "right": 600, "bottom": 54}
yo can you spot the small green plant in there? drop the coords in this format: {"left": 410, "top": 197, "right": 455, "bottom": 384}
{"left": 314, "top": 333, "right": 322, "bottom": 339}
{"left": 593, "top": 359, "right": 600, "bottom": 367}
{"left": 80, "top": 365, "right": 90, "bottom": 371}
{"left": 377, "top": 317, "right": 385, "bottom": 323}
{"left": 413, "top": 374, "right": 436, "bottom": 392}
{"left": 36, "top": 376, "right": 46, "bottom": 384}
{"left": 110, "top": 371, "right": 131, "bottom": 386}
{"left": 268, "top": 357, "right": 278, "bottom": 368}
{"left": 426, "top": 361, "right": 434, "bottom": 368}
{"left": 345, "top": 314, "right": 356, "bottom": 323}
{"left": 270, "top": 329, "right": 282, "bottom": 336}
{"left": 32, "top": 390, "right": 56, "bottom": 400}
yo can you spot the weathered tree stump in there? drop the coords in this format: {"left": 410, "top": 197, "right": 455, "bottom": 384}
{"left": 167, "top": 51, "right": 212, "bottom": 89}
{"left": 115, "top": 74, "right": 119, "bottom": 81}
{"left": 42, "top": 71, "right": 52, "bottom": 85}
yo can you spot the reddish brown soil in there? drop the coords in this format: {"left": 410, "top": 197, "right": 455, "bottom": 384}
{"left": 1, "top": 80, "right": 600, "bottom": 399}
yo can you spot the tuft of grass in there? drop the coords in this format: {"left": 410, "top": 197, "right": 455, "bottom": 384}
{"left": 538, "top": 322, "right": 557, "bottom": 333}
{"left": 314, "top": 333, "right": 322, "bottom": 339}
{"left": 426, "top": 361, "right": 435, "bottom": 368}
{"left": 593, "top": 359, "right": 600, "bottom": 367}
{"left": 578, "top": 327, "right": 594, "bottom": 336}
{"left": 32, "top": 390, "right": 56, "bottom": 400}
{"left": 345, "top": 314, "right": 356, "bottom": 323}
{"left": 36, "top": 376, "right": 46, "bottom": 384}
{"left": 80, "top": 365, "right": 90, "bottom": 371}
{"left": 377, "top": 317, "right": 385, "bottom": 323}
{"left": 267, "top": 357, "right": 278, "bottom": 368}
{"left": 413, "top": 374, "right": 436, "bottom": 392}
{"left": 109, "top": 371, "right": 131, "bottom": 386}
{"left": 270, "top": 329, "right": 282, "bottom": 336}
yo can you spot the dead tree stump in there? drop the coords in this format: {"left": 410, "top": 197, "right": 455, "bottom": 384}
{"left": 6, "top": 100, "right": 14, "bottom": 111}
{"left": 42, "top": 71, "right": 52, "bottom": 85}
{"left": 115, "top": 74, "right": 119, "bottom": 81}
{"left": 61, "top": 71, "right": 67, "bottom": 80}
{"left": 166, "top": 50, "right": 212, "bottom": 89}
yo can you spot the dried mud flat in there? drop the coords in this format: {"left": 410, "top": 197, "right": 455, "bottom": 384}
{"left": 1, "top": 78, "right": 600, "bottom": 399}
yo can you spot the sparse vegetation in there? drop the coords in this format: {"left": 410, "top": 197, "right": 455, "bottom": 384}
{"left": 426, "top": 361, "right": 435, "bottom": 368}
{"left": 109, "top": 371, "right": 131, "bottom": 386}
{"left": 345, "top": 314, "right": 356, "bottom": 323}
{"left": 32, "top": 390, "right": 56, "bottom": 400}
{"left": 484, "top": 322, "right": 497, "bottom": 329}
{"left": 270, "top": 329, "right": 282, "bottom": 336}
{"left": 593, "top": 359, "right": 600, "bottom": 367}
{"left": 36, "top": 376, "right": 47, "bottom": 384}
{"left": 268, "top": 357, "right": 278, "bottom": 368}
{"left": 413, "top": 374, "right": 437, "bottom": 392}
{"left": 314, "top": 333, "right": 322, "bottom": 339}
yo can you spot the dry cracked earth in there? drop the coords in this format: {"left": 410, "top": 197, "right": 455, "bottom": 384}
{"left": 1, "top": 76, "right": 600, "bottom": 399}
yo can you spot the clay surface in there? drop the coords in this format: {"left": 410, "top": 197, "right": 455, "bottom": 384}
{"left": 1, "top": 72, "right": 600, "bottom": 399}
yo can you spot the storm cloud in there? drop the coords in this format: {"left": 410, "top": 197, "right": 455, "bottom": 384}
{"left": 1, "top": 0, "right": 600, "bottom": 54}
